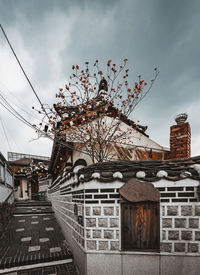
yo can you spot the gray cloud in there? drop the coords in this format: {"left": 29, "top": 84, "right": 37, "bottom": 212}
{"left": 0, "top": 0, "right": 199, "bottom": 158}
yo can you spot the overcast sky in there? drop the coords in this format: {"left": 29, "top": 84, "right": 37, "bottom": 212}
{"left": 0, "top": 0, "right": 200, "bottom": 159}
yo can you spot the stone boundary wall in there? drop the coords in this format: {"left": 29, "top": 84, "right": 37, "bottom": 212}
{"left": 48, "top": 189, "right": 85, "bottom": 249}
{"left": 0, "top": 201, "right": 15, "bottom": 237}
{"left": 161, "top": 203, "right": 200, "bottom": 253}
{"left": 48, "top": 173, "right": 200, "bottom": 255}
{"left": 85, "top": 204, "right": 120, "bottom": 251}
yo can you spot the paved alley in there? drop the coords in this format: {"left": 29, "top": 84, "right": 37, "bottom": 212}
{"left": 0, "top": 201, "right": 77, "bottom": 275}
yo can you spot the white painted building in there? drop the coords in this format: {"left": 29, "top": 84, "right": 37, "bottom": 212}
{"left": 0, "top": 152, "right": 14, "bottom": 203}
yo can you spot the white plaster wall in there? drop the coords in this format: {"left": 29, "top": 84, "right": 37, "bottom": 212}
{"left": 28, "top": 183, "right": 32, "bottom": 199}
{"left": 67, "top": 116, "right": 168, "bottom": 164}
{"left": 15, "top": 186, "right": 21, "bottom": 200}
{"left": 72, "top": 147, "right": 93, "bottom": 165}
{"left": 0, "top": 183, "right": 12, "bottom": 203}
{"left": 7, "top": 193, "right": 14, "bottom": 204}
{"left": 5, "top": 170, "right": 13, "bottom": 188}
{"left": 83, "top": 179, "right": 124, "bottom": 190}
{"left": 152, "top": 178, "right": 199, "bottom": 188}
{"left": 39, "top": 183, "right": 48, "bottom": 192}
{"left": 85, "top": 178, "right": 199, "bottom": 190}
{"left": 39, "top": 179, "right": 50, "bottom": 192}
{"left": 68, "top": 116, "right": 165, "bottom": 150}
{"left": 22, "top": 178, "right": 28, "bottom": 200}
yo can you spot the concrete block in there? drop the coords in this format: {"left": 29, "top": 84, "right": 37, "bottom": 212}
{"left": 123, "top": 254, "right": 159, "bottom": 275}
{"left": 161, "top": 255, "right": 200, "bottom": 275}
{"left": 87, "top": 253, "right": 121, "bottom": 275}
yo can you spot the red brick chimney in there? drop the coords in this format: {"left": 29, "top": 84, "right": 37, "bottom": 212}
{"left": 169, "top": 113, "right": 191, "bottom": 159}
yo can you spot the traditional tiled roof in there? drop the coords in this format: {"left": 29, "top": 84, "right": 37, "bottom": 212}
{"left": 57, "top": 156, "right": 200, "bottom": 185}
{"left": 10, "top": 158, "right": 49, "bottom": 177}
{"left": 54, "top": 96, "right": 148, "bottom": 136}
{"left": 9, "top": 157, "right": 32, "bottom": 166}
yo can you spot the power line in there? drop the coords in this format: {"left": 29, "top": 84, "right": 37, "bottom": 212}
{"left": 0, "top": 86, "right": 48, "bottom": 124}
{"left": 0, "top": 93, "right": 91, "bottom": 156}
{"left": 0, "top": 100, "right": 34, "bottom": 129}
{"left": 0, "top": 92, "right": 168, "bottom": 155}
{"left": 0, "top": 117, "right": 11, "bottom": 151}
{"left": 0, "top": 92, "right": 50, "bottom": 128}
{"left": 0, "top": 96, "right": 169, "bottom": 163}
{"left": 0, "top": 24, "right": 50, "bottom": 120}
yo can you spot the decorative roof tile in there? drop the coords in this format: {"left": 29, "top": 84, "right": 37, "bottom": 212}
{"left": 73, "top": 156, "right": 200, "bottom": 183}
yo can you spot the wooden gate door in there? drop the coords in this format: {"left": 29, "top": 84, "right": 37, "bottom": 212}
{"left": 121, "top": 201, "right": 160, "bottom": 250}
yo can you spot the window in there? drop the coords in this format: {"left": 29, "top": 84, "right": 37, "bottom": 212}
{"left": 121, "top": 201, "right": 160, "bottom": 251}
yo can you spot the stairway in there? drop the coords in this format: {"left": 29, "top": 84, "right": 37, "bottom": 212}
{"left": 0, "top": 200, "right": 76, "bottom": 274}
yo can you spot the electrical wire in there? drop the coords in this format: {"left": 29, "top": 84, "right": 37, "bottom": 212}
{"left": 0, "top": 86, "right": 48, "bottom": 123}
{"left": 0, "top": 92, "right": 168, "bottom": 160}
{"left": 0, "top": 25, "right": 168, "bottom": 164}
{"left": 0, "top": 24, "right": 50, "bottom": 120}
{"left": 0, "top": 93, "right": 92, "bottom": 156}
{"left": 0, "top": 117, "right": 11, "bottom": 151}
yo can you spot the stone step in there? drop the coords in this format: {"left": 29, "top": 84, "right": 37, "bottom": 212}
{"left": 0, "top": 215, "right": 73, "bottom": 271}
{"left": 14, "top": 207, "right": 54, "bottom": 215}
{"left": 0, "top": 250, "right": 73, "bottom": 269}
{"left": 15, "top": 201, "right": 51, "bottom": 207}
{"left": 0, "top": 259, "right": 76, "bottom": 275}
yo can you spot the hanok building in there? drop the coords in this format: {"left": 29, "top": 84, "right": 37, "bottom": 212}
{"left": 48, "top": 153, "right": 200, "bottom": 275}
{"left": 8, "top": 152, "right": 50, "bottom": 200}
{"left": 49, "top": 84, "right": 172, "bottom": 179}
{"left": 47, "top": 81, "right": 197, "bottom": 275}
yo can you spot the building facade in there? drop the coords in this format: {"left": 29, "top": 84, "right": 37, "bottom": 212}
{"left": 0, "top": 152, "right": 14, "bottom": 203}
{"left": 9, "top": 154, "right": 49, "bottom": 200}
{"left": 48, "top": 156, "right": 200, "bottom": 275}
{"left": 47, "top": 112, "right": 198, "bottom": 274}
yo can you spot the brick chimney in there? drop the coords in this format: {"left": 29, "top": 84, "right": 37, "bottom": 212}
{"left": 169, "top": 113, "right": 191, "bottom": 159}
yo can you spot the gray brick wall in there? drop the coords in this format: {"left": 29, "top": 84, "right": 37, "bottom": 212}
{"left": 85, "top": 205, "right": 120, "bottom": 251}
{"left": 161, "top": 203, "right": 200, "bottom": 254}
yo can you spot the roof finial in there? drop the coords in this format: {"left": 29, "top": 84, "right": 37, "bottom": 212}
{"left": 98, "top": 78, "right": 108, "bottom": 92}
